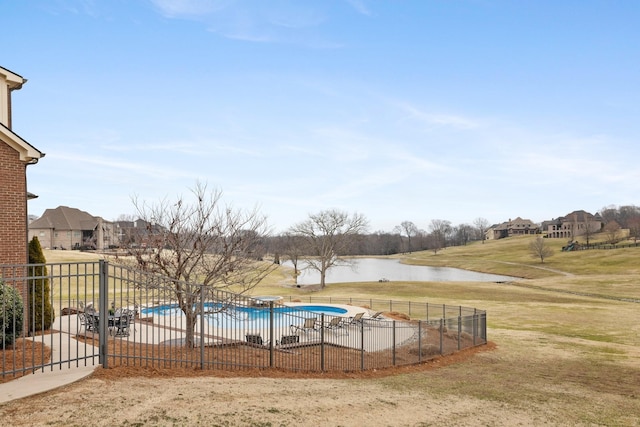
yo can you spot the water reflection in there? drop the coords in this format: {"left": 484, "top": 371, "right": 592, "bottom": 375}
{"left": 283, "top": 258, "right": 514, "bottom": 285}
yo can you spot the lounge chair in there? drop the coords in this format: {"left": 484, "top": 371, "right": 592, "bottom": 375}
{"left": 278, "top": 335, "right": 299, "bottom": 346}
{"left": 368, "top": 311, "right": 384, "bottom": 320}
{"left": 245, "top": 333, "right": 266, "bottom": 346}
{"left": 323, "top": 316, "right": 348, "bottom": 335}
{"left": 290, "top": 317, "right": 319, "bottom": 335}
{"left": 360, "top": 311, "right": 386, "bottom": 328}
{"left": 344, "top": 312, "right": 365, "bottom": 326}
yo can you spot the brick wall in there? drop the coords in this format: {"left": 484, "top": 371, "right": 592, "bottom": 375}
{"left": 0, "top": 140, "right": 28, "bottom": 265}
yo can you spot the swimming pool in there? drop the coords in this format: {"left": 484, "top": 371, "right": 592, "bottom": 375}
{"left": 140, "top": 303, "right": 348, "bottom": 328}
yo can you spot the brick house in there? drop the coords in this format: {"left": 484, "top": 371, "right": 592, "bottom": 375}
{"left": 486, "top": 217, "right": 539, "bottom": 240}
{"left": 29, "top": 206, "right": 116, "bottom": 250}
{"left": 0, "top": 66, "right": 44, "bottom": 266}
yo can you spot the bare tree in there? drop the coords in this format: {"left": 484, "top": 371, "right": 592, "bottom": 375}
{"left": 529, "top": 236, "right": 554, "bottom": 263}
{"left": 278, "top": 232, "right": 306, "bottom": 284}
{"left": 604, "top": 221, "right": 622, "bottom": 244}
{"left": 452, "top": 223, "right": 473, "bottom": 246}
{"left": 628, "top": 216, "right": 640, "bottom": 244}
{"left": 125, "top": 182, "right": 275, "bottom": 347}
{"left": 473, "top": 217, "right": 490, "bottom": 244}
{"left": 289, "top": 209, "right": 368, "bottom": 288}
{"left": 428, "top": 219, "right": 451, "bottom": 254}
{"left": 394, "top": 221, "right": 418, "bottom": 253}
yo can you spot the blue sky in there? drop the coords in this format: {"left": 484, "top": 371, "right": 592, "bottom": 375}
{"left": 4, "top": 0, "right": 639, "bottom": 233}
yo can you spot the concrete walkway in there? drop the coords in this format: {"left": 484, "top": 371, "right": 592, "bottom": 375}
{"left": 0, "top": 333, "right": 99, "bottom": 405}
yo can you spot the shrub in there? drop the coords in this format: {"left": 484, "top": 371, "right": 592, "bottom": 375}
{"left": 28, "top": 236, "right": 55, "bottom": 332}
{"left": 1, "top": 280, "right": 24, "bottom": 347}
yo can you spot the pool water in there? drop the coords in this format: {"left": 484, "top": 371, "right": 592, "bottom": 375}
{"left": 141, "top": 303, "right": 348, "bottom": 328}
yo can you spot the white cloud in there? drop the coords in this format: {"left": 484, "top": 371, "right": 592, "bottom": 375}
{"left": 396, "top": 103, "right": 481, "bottom": 130}
{"left": 47, "top": 152, "right": 195, "bottom": 180}
{"left": 149, "top": 0, "right": 232, "bottom": 18}
{"left": 346, "top": 0, "right": 372, "bottom": 16}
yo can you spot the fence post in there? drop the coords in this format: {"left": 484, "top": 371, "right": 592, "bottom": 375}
{"left": 320, "top": 313, "right": 325, "bottom": 371}
{"left": 360, "top": 322, "right": 365, "bottom": 371}
{"left": 99, "top": 260, "right": 108, "bottom": 368}
{"left": 199, "top": 286, "right": 205, "bottom": 369}
{"left": 392, "top": 320, "right": 398, "bottom": 366}
{"left": 473, "top": 311, "right": 477, "bottom": 346}
{"left": 457, "top": 316, "right": 462, "bottom": 350}
{"left": 418, "top": 321, "right": 423, "bottom": 363}
{"left": 269, "top": 301, "right": 274, "bottom": 368}
{"left": 439, "top": 318, "right": 444, "bottom": 355}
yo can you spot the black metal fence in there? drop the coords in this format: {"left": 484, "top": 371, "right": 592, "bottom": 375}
{"left": 1, "top": 260, "right": 487, "bottom": 378}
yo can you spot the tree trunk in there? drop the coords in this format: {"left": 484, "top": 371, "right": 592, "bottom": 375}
{"left": 184, "top": 311, "right": 197, "bottom": 348}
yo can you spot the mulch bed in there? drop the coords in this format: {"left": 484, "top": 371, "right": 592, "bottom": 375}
{"left": 0, "top": 337, "right": 53, "bottom": 384}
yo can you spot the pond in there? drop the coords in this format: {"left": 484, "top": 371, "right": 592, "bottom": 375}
{"left": 283, "top": 258, "right": 515, "bottom": 285}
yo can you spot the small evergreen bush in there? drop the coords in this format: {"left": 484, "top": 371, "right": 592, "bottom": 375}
{"left": 1, "top": 279, "right": 24, "bottom": 347}
{"left": 28, "top": 236, "right": 55, "bottom": 332}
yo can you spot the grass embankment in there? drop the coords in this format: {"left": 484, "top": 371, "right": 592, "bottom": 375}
{"left": 43, "top": 239, "right": 640, "bottom": 425}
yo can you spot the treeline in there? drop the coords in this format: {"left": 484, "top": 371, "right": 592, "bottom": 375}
{"left": 265, "top": 218, "right": 488, "bottom": 258}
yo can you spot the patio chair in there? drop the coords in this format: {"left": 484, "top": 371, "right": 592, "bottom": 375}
{"left": 113, "top": 309, "right": 134, "bottom": 337}
{"left": 290, "top": 317, "right": 319, "bottom": 335}
{"left": 78, "top": 312, "right": 89, "bottom": 332}
{"left": 81, "top": 312, "right": 99, "bottom": 332}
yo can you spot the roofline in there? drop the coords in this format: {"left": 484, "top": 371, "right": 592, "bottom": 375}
{"left": 0, "top": 122, "right": 44, "bottom": 162}
{"left": 0, "top": 66, "right": 27, "bottom": 90}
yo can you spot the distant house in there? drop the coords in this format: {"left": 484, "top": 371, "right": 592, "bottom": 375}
{"left": 0, "top": 65, "right": 44, "bottom": 265}
{"left": 29, "top": 206, "right": 116, "bottom": 250}
{"left": 486, "top": 217, "right": 539, "bottom": 240}
{"left": 544, "top": 210, "right": 602, "bottom": 240}
{"left": 114, "top": 218, "right": 164, "bottom": 247}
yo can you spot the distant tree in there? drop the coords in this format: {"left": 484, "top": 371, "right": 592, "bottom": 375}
{"left": 604, "top": 221, "right": 622, "bottom": 244}
{"left": 529, "top": 236, "right": 554, "bottom": 263}
{"left": 628, "top": 216, "right": 640, "bottom": 244}
{"left": 394, "top": 221, "right": 418, "bottom": 253}
{"left": 413, "top": 228, "right": 429, "bottom": 251}
{"left": 599, "top": 205, "right": 618, "bottom": 225}
{"left": 474, "top": 217, "right": 490, "bottom": 244}
{"left": 428, "top": 219, "right": 452, "bottom": 254}
{"left": 28, "top": 236, "right": 55, "bottom": 333}
{"left": 289, "top": 209, "right": 368, "bottom": 288}
{"left": 370, "top": 231, "right": 402, "bottom": 255}
{"left": 452, "top": 223, "right": 473, "bottom": 246}
{"left": 278, "top": 232, "right": 306, "bottom": 284}
{"left": 125, "top": 182, "right": 275, "bottom": 347}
